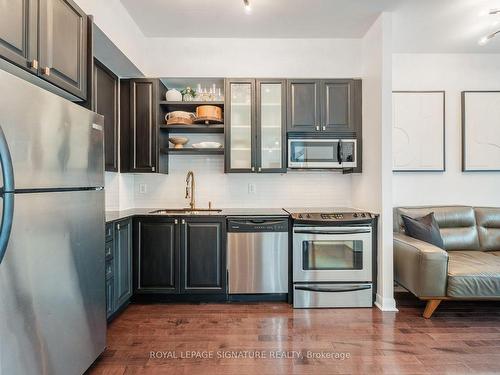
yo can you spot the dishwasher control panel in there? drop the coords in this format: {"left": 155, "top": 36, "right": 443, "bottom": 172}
{"left": 227, "top": 217, "right": 289, "bottom": 232}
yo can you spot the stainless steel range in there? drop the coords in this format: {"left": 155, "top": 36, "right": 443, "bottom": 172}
{"left": 285, "top": 208, "right": 376, "bottom": 308}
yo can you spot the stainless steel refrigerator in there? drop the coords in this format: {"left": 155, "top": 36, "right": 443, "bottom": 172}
{"left": 0, "top": 70, "right": 106, "bottom": 375}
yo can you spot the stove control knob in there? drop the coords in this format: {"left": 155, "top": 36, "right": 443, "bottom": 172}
{"left": 353, "top": 213, "right": 358, "bottom": 218}
{"left": 306, "top": 214, "right": 311, "bottom": 218}
{"left": 361, "top": 213, "right": 366, "bottom": 218}
{"left": 298, "top": 214, "right": 303, "bottom": 218}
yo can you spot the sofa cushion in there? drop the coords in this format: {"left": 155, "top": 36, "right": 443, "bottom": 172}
{"left": 394, "top": 206, "right": 480, "bottom": 251}
{"left": 475, "top": 207, "right": 500, "bottom": 251}
{"left": 447, "top": 251, "right": 500, "bottom": 298}
{"left": 401, "top": 213, "right": 444, "bottom": 249}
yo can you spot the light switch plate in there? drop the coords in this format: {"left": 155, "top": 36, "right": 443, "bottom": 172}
{"left": 139, "top": 183, "right": 148, "bottom": 194}
{"left": 248, "top": 183, "right": 256, "bottom": 194}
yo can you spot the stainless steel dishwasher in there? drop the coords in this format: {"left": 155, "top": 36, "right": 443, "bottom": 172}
{"left": 227, "top": 217, "right": 289, "bottom": 294}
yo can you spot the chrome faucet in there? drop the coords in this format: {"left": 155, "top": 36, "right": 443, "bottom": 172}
{"left": 185, "top": 171, "right": 195, "bottom": 210}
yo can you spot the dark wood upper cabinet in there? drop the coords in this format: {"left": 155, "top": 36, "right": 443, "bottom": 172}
{"left": 0, "top": 0, "right": 38, "bottom": 72}
{"left": 130, "top": 79, "right": 157, "bottom": 172}
{"left": 287, "top": 79, "right": 321, "bottom": 132}
{"left": 39, "top": 0, "right": 87, "bottom": 99}
{"left": 134, "top": 217, "right": 179, "bottom": 294}
{"left": 256, "top": 79, "right": 286, "bottom": 173}
{"left": 322, "top": 80, "right": 356, "bottom": 133}
{"left": 94, "top": 60, "right": 118, "bottom": 172}
{"left": 225, "top": 78, "right": 286, "bottom": 173}
{"left": 287, "top": 79, "right": 361, "bottom": 135}
{"left": 120, "top": 79, "right": 168, "bottom": 174}
{"left": 0, "top": 0, "right": 89, "bottom": 101}
{"left": 181, "top": 218, "right": 226, "bottom": 294}
{"left": 225, "top": 79, "right": 255, "bottom": 173}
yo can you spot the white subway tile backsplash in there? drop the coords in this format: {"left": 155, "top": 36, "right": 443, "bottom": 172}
{"left": 131, "top": 156, "right": 352, "bottom": 209}
{"left": 105, "top": 171, "right": 135, "bottom": 210}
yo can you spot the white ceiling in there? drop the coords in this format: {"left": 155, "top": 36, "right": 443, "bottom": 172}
{"left": 119, "top": 0, "right": 398, "bottom": 38}
{"left": 392, "top": 0, "right": 500, "bottom": 53}
{"left": 120, "top": 0, "right": 500, "bottom": 53}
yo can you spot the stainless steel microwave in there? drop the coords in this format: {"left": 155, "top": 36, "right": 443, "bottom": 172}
{"left": 288, "top": 138, "right": 357, "bottom": 169}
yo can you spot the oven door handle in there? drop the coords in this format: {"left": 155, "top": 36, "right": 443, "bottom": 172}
{"left": 295, "top": 285, "right": 371, "bottom": 293}
{"left": 294, "top": 229, "right": 371, "bottom": 235}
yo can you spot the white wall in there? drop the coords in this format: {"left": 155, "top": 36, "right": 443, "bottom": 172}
{"left": 75, "top": 0, "right": 148, "bottom": 74}
{"left": 145, "top": 38, "right": 362, "bottom": 77}
{"left": 352, "top": 13, "right": 396, "bottom": 311}
{"left": 104, "top": 173, "right": 134, "bottom": 211}
{"left": 393, "top": 53, "right": 500, "bottom": 207}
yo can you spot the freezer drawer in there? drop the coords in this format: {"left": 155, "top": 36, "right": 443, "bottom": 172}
{"left": 293, "top": 283, "right": 372, "bottom": 308}
{"left": 0, "top": 189, "right": 106, "bottom": 375}
{"left": 227, "top": 231, "right": 288, "bottom": 294}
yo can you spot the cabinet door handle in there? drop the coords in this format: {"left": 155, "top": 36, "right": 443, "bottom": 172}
{"left": 181, "top": 219, "right": 186, "bottom": 225}
{"left": 315, "top": 126, "right": 320, "bottom": 131}
{"left": 116, "top": 223, "right": 121, "bottom": 230}
{"left": 322, "top": 126, "right": 326, "bottom": 131}
{"left": 174, "top": 219, "right": 178, "bottom": 224}
{"left": 41, "top": 67, "right": 50, "bottom": 76}
{"left": 152, "top": 166, "right": 155, "bottom": 172}
{"left": 258, "top": 167, "right": 262, "bottom": 172}
{"left": 251, "top": 166, "right": 255, "bottom": 172}
{"left": 30, "top": 59, "right": 38, "bottom": 69}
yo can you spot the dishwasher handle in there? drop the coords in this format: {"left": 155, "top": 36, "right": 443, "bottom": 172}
{"left": 228, "top": 217, "right": 289, "bottom": 232}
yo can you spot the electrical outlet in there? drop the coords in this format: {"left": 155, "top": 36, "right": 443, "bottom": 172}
{"left": 248, "top": 183, "right": 256, "bottom": 194}
{"left": 139, "top": 183, "right": 148, "bottom": 194}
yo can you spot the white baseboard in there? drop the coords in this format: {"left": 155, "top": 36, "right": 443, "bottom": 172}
{"left": 375, "top": 294, "right": 398, "bottom": 312}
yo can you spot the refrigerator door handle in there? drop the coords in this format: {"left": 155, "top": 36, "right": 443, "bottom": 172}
{"left": 0, "top": 125, "right": 14, "bottom": 193}
{"left": 0, "top": 125, "right": 15, "bottom": 264}
{"left": 0, "top": 192, "right": 14, "bottom": 264}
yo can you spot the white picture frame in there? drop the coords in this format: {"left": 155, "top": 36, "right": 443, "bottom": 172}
{"left": 462, "top": 91, "right": 500, "bottom": 172}
{"left": 392, "top": 91, "right": 445, "bottom": 172}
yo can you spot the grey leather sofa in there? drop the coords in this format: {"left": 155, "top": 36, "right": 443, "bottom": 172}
{"left": 393, "top": 206, "right": 500, "bottom": 318}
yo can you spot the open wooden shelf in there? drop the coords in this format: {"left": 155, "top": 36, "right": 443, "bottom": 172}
{"left": 161, "top": 148, "right": 224, "bottom": 155}
{"left": 159, "top": 124, "right": 224, "bottom": 133}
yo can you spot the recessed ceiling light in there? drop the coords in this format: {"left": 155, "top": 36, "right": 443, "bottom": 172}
{"left": 478, "top": 31, "right": 500, "bottom": 45}
{"left": 478, "top": 35, "right": 491, "bottom": 45}
{"left": 243, "top": 0, "right": 251, "bottom": 14}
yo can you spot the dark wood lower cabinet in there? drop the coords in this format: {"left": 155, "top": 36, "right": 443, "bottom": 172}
{"left": 134, "top": 217, "right": 179, "bottom": 294}
{"left": 105, "top": 276, "right": 114, "bottom": 319}
{"left": 134, "top": 216, "right": 227, "bottom": 298}
{"left": 114, "top": 219, "right": 133, "bottom": 308}
{"left": 181, "top": 218, "right": 226, "bottom": 294}
{"left": 105, "top": 219, "right": 132, "bottom": 321}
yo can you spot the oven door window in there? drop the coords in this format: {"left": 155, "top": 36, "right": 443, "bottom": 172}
{"left": 302, "top": 240, "right": 363, "bottom": 270}
{"left": 289, "top": 141, "right": 339, "bottom": 163}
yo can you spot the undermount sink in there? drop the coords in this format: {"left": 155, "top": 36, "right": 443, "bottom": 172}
{"left": 149, "top": 208, "right": 223, "bottom": 215}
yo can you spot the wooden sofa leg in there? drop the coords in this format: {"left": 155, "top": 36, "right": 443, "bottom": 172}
{"left": 423, "top": 299, "right": 442, "bottom": 319}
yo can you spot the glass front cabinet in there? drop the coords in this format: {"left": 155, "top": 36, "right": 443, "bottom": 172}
{"left": 225, "top": 79, "right": 286, "bottom": 173}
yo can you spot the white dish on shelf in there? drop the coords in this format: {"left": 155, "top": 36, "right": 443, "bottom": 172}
{"left": 192, "top": 142, "right": 222, "bottom": 149}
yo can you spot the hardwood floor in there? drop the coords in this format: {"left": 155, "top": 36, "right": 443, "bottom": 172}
{"left": 86, "top": 295, "right": 500, "bottom": 375}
